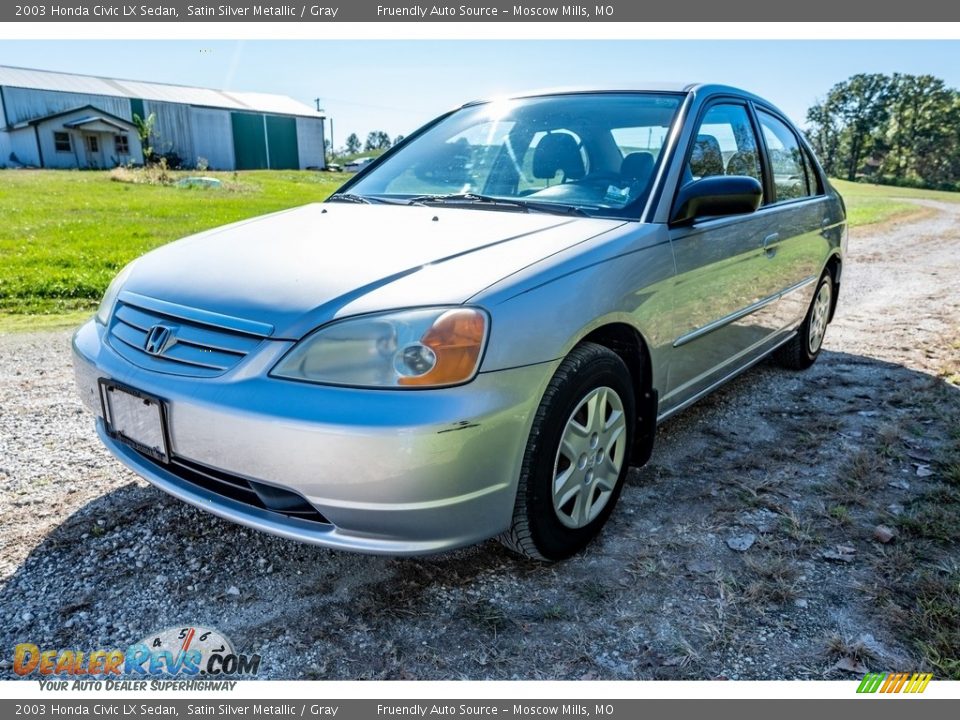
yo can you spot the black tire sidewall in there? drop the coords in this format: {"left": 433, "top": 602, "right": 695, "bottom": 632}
{"left": 525, "top": 349, "right": 636, "bottom": 560}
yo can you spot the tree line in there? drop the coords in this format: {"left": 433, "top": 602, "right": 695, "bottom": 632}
{"left": 806, "top": 72, "right": 960, "bottom": 189}
{"left": 332, "top": 131, "right": 405, "bottom": 158}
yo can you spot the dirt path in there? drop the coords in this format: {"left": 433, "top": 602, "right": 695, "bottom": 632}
{"left": 1, "top": 203, "right": 958, "bottom": 680}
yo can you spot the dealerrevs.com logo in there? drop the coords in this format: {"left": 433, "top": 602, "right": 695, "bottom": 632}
{"left": 13, "top": 626, "right": 261, "bottom": 689}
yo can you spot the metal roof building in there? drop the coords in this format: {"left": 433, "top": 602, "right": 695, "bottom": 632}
{"left": 0, "top": 65, "right": 326, "bottom": 170}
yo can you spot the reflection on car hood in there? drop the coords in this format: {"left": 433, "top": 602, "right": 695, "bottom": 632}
{"left": 121, "top": 203, "right": 624, "bottom": 338}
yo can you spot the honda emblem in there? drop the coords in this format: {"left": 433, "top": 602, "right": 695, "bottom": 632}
{"left": 143, "top": 325, "right": 175, "bottom": 356}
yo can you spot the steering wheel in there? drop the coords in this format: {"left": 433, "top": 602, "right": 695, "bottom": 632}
{"left": 580, "top": 172, "right": 622, "bottom": 187}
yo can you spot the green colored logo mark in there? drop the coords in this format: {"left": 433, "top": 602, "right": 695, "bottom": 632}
{"left": 857, "top": 673, "right": 887, "bottom": 693}
{"left": 857, "top": 672, "right": 932, "bottom": 694}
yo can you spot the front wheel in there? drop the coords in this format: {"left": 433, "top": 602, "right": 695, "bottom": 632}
{"left": 500, "top": 342, "right": 636, "bottom": 561}
{"left": 774, "top": 272, "right": 833, "bottom": 370}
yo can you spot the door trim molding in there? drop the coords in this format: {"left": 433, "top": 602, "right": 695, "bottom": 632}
{"left": 672, "top": 274, "right": 816, "bottom": 348}
{"left": 658, "top": 330, "right": 797, "bottom": 423}
{"left": 673, "top": 293, "right": 779, "bottom": 348}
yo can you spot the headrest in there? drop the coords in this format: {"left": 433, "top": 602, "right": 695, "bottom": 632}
{"left": 620, "top": 151, "right": 655, "bottom": 182}
{"left": 532, "top": 133, "right": 585, "bottom": 180}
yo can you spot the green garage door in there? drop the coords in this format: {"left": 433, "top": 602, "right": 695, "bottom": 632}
{"left": 265, "top": 115, "right": 300, "bottom": 170}
{"left": 130, "top": 98, "right": 146, "bottom": 122}
{"left": 231, "top": 113, "right": 268, "bottom": 170}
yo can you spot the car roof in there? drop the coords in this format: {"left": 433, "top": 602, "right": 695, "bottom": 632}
{"left": 461, "top": 83, "right": 768, "bottom": 106}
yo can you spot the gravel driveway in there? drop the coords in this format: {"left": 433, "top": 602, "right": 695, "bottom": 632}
{"left": 2, "top": 202, "right": 958, "bottom": 680}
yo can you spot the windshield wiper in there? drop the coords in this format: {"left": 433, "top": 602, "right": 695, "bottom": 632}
{"left": 406, "top": 193, "right": 590, "bottom": 217}
{"left": 327, "top": 192, "right": 374, "bottom": 204}
{"left": 407, "top": 193, "right": 528, "bottom": 210}
{"left": 519, "top": 199, "right": 593, "bottom": 217}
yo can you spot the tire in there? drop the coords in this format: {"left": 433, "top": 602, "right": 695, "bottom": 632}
{"left": 499, "top": 342, "right": 636, "bottom": 561}
{"left": 774, "top": 272, "right": 834, "bottom": 371}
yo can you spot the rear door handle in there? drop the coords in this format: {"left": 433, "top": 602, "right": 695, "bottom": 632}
{"left": 762, "top": 233, "right": 779, "bottom": 257}
{"left": 821, "top": 217, "right": 832, "bottom": 237}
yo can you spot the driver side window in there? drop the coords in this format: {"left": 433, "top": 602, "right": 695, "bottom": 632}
{"left": 688, "top": 104, "right": 763, "bottom": 198}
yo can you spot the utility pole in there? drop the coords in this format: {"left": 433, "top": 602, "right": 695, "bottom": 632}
{"left": 315, "top": 99, "right": 333, "bottom": 168}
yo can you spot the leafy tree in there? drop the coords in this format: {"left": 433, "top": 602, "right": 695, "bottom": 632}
{"left": 806, "top": 72, "right": 960, "bottom": 189}
{"left": 364, "top": 131, "right": 392, "bottom": 151}
{"left": 833, "top": 74, "right": 893, "bottom": 181}
{"left": 132, "top": 112, "right": 157, "bottom": 163}
{"left": 393, "top": 135, "right": 405, "bottom": 146}
{"left": 806, "top": 99, "right": 842, "bottom": 177}
{"left": 884, "top": 74, "right": 959, "bottom": 184}
{"left": 344, "top": 133, "right": 361, "bottom": 155}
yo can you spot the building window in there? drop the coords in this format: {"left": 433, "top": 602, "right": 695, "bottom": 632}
{"left": 86, "top": 135, "right": 99, "bottom": 153}
{"left": 54, "top": 132, "right": 72, "bottom": 153}
{"left": 115, "top": 135, "right": 130, "bottom": 155}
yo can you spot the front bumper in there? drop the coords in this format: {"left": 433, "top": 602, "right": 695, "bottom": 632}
{"left": 73, "top": 319, "right": 556, "bottom": 555}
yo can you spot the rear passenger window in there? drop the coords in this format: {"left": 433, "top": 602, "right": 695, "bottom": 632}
{"left": 688, "top": 104, "right": 762, "bottom": 190}
{"left": 758, "top": 111, "right": 816, "bottom": 202}
{"left": 802, "top": 148, "right": 822, "bottom": 196}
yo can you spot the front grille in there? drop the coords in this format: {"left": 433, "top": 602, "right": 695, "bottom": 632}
{"left": 108, "top": 299, "right": 266, "bottom": 377}
{"left": 159, "top": 453, "right": 331, "bottom": 525}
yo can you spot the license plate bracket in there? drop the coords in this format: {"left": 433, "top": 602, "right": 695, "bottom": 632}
{"left": 99, "top": 380, "right": 170, "bottom": 464}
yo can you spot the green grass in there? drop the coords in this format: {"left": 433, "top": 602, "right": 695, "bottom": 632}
{"left": 831, "top": 179, "right": 960, "bottom": 227}
{"left": 1, "top": 169, "right": 959, "bottom": 332}
{"left": 0, "top": 169, "right": 346, "bottom": 323}
{"left": 0, "top": 310, "right": 93, "bottom": 333}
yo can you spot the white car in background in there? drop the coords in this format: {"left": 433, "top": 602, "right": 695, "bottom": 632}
{"left": 344, "top": 157, "right": 376, "bottom": 173}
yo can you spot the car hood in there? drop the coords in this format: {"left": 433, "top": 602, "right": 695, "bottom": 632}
{"left": 121, "top": 202, "right": 624, "bottom": 338}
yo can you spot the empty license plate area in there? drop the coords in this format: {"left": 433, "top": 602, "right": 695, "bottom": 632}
{"left": 99, "top": 380, "right": 170, "bottom": 464}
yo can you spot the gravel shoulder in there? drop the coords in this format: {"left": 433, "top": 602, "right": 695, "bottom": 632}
{"left": 1, "top": 203, "right": 958, "bottom": 680}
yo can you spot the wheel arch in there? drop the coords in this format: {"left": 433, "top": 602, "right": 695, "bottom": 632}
{"left": 578, "top": 322, "right": 658, "bottom": 466}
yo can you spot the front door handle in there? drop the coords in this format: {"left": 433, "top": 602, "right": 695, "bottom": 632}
{"left": 762, "top": 233, "right": 779, "bottom": 258}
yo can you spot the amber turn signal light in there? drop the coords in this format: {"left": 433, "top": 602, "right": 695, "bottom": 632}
{"left": 398, "top": 309, "right": 487, "bottom": 386}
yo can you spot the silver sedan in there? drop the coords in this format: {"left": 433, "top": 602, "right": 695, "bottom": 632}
{"left": 73, "top": 84, "right": 846, "bottom": 560}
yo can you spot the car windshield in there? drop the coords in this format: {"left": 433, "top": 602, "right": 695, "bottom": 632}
{"left": 346, "top": 93, "right": 684, "bottom": 219}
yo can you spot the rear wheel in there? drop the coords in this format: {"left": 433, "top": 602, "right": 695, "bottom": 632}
{"left": 774, "top": 273, "right": 833, "bottom": 370}
{"left": 500, "top": 343, "right": 635, "bottom": 561}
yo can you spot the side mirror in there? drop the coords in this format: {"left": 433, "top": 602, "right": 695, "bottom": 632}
{"left": 670, "top": 175, "right": 763, "bottom": 225}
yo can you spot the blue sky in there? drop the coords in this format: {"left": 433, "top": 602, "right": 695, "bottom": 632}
{"left": 2, "top": 40, "right": 959, "bottom": 148}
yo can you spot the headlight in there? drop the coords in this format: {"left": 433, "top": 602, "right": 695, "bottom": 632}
{"left": 271, "top": 307, "right": 489, "bottom": 389}
{"left": 95, "top": 262, "right": 136, "bottom": 325}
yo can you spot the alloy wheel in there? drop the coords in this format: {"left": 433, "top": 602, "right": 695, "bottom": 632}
{"left": 552, "top": 386, "right": 627, "bottom": 529}
{"left": 807, "top": 281, "right": 832, "bottom": 354}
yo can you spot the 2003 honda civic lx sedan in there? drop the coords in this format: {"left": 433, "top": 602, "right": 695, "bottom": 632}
{"left": 73, "top": 84, "right": 846, "bottom": 560}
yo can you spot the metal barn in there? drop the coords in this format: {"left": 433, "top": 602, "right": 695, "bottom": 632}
{"left": 0, "top": 65, "right": 325, "bottom": 171}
